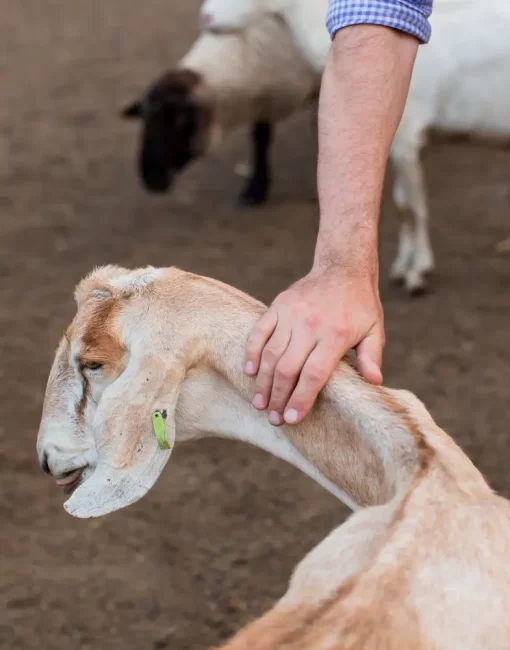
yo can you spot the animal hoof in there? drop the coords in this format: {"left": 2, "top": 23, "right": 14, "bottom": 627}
{"left": 237, "top": 193, "right": 267, "bottom": 208}
{"left": 390, "top": 273, "right": 405, "bottom": 288}
{"left": 405, "top": 273, "right": 429, "bottom": 297}
{"left": 407, "top": 283, "right": 428, "bottom": 298}
{"left": 389, "top": 264, "right": 407, "bottom": 286}
{"left": 237, "top": 182, "right": 269, "bottom": 208}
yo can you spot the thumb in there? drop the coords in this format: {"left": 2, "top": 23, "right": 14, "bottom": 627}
{"left": 355, "top": 331, "right": 384, "bottom": 385}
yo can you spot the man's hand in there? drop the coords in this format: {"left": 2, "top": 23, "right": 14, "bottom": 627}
{"left": 244, "top": 266, "right": 384, "bottom": 426}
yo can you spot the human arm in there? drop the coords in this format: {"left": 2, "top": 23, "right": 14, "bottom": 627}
{"left": 245, "top": 1, "right": 432, "bottom": 426}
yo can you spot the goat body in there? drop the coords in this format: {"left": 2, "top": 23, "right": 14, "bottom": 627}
{"left": 37, "top": 265, "right": 510, "bottom": 649}
{"left": 200, "top": 0, "right": 329, "bottom": 72}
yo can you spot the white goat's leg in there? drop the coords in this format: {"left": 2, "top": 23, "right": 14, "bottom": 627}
{"left": 390, "top": 178, "right": 416, "bottom": 284}
{"left": 390, "top": 145, "right": 434, "bottom": 294}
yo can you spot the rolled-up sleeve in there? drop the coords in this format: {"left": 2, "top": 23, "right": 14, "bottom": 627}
{"left": 327, "top": 0, "right": 433, "bottom": 44}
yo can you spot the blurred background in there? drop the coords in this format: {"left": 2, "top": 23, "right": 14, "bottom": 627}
{"left": 1, "top": 1, "right": 509, "bottom": 649}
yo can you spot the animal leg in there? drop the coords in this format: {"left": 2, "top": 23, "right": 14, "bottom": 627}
{"left": 238, "top": 121, "right": 272, "bottom": 207}
{"left": 390, "top": 145, "right": 434, "bottom": 295}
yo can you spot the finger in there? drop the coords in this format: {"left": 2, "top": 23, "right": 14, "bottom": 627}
{"left": 355, "top": 331, "right": 384, "bottom": 385}
{"left": 284, "top": 340, "right": 342, "bottom": 425}
{"left": 252, "top": 319, "right": 292, "bottom": 411}
{"left": 267, "top": 327, "right": 317, "bottom": 425}
{"left": 245, "top": 308, "right": 278, "bottom": 376}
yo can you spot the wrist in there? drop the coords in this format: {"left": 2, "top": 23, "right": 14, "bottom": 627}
{"left": 312, "top": 234, "right": 379, "bottom": 283}
{"left": 309, "top": 259, "right": 380, "bottom": 293}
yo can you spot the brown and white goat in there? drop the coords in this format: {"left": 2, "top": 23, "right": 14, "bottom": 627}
{"left": 37, "top": 265, "right": 510, "bottom": 649}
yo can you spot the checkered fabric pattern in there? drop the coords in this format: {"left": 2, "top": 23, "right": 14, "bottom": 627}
{"left": 327, "top": 0, "right": 433, "bottom": 43}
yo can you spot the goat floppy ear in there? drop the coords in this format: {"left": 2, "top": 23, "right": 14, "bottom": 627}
{"left": 121, "top": 99, "right": 143, "bottom": 119}
{"left": 64, "top": 352, "right": 185, "bottom": 518}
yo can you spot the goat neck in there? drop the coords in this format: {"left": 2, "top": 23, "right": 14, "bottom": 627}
{"left": 170, "top": 273, "right": 478, "bottom": 512}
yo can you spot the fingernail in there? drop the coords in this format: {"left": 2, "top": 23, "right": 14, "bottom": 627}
{"left": 284, "top": 408, "right": 299, "bottom": 424}
{"left": 268, "top": 411, "right": 282, "bottom": 426}
{"left": 252, "top": 393, "right": 265, "bottom": 409}
{"left": 245, "top": 361, "right": 255, "bottom": 375}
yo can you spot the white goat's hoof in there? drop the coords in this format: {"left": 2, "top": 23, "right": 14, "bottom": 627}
{"left": 390, "top": 260, "right": 408, "bottom": 286}
{"left": 404, "top": 270, "right": 428, "bottom": 296}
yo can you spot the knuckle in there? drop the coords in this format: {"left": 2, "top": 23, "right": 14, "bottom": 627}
{"left": 268, "top": 395, "right": 285, "bottom": 412}
{"left": 254, "top": 381, "right": 270, "bottom": 398}
{"left": 256, "top": 363, "right": 272, "bottom": 381}
{"left": 329, "top": 325, "right": 347, "bottom": 340}
{"left": 245, "top": 346, "right": 259, "bottom": 361}
{"left": 268, "top": 386, "right": 283, "bottom": 401}
{"left": 245, "top": 342, "right": 260, "bottom": 358}
{"left": 304, "top": 364, "right": 326, "bottom": 384}
{"left": 275, "top": 364, "right": 297, "bottom": 382}
{"left": 261, "top": 347, "right": 279, "bottom": 366}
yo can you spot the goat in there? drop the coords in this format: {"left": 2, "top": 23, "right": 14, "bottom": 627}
{"left": 199, "top": 0, "right": 510, "bottom": 293}
{"left": 200, "top": 0, "right": 329, "bottom": 72}
{"left": 37, "top": 264, "right": 510, "bottom": 649}
{"left": 121, "top": 14, "right": 319, "bottom": 207}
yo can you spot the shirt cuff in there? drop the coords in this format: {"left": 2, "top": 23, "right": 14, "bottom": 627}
{"left": 326, "top": 0, "right": 432, "bottom": 44}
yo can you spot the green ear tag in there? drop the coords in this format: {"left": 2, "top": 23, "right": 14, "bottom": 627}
{"left": 152, "top": 411, "right": 170, "bottom": 450}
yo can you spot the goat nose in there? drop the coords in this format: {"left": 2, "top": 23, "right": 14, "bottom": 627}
{"left": 40, "top": 451, "right": 51, "bottom": 475}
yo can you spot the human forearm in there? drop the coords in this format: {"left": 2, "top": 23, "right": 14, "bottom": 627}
{"left": 316, "top": 25, "right": 419, "bottom": 278}
{"left": 244, "top": 11, "right": 430, "bottom": 423}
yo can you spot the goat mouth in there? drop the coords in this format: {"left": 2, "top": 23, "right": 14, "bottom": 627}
{"left": 55, "top": 469, "right": 84, "bottom": 494}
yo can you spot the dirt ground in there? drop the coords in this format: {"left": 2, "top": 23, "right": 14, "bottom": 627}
{"left": 0, "top": 2, "right": 509, "bottom": 649}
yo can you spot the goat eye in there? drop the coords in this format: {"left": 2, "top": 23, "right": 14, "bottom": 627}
{"left": 81, "top": 361, "right": 103, "bottom": 371}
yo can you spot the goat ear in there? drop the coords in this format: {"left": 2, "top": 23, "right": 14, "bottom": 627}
{"left": 64, "top": 352, "right": 185, "bottom": 518}
{"left": 121, "top": 99, "right": 143, "bottom": 119}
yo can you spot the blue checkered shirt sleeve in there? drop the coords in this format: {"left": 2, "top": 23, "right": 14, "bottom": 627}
{"left": 327, "top": 0, "right": 433, "bottom": 44}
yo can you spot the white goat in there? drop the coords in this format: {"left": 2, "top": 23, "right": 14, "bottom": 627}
{"left": 38, "top": 265, "right": 510, "bottom": 649}
{"left": 200, "top": 0, "right": 510, "bottom": 292}
{"left": 121, "top": 14, "right": 319, "bottom": 207}
{"left": 200, "top": 0, "right": 329, "bottom": 72}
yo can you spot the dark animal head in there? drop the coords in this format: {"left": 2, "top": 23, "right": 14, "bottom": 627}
{"left": 121, "top": 69, "right": 214, "bottom": 193}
